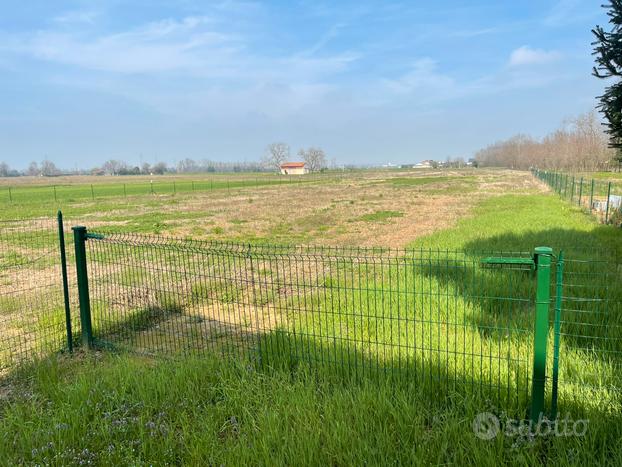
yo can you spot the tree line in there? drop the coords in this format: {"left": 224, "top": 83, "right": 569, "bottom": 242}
{"left": 0, "top": 158, "right": 277, "bottom": 177}
{"left": 0, "top": 142, "right": 334, "bottom": 177}
{"left": 474, "top": 112, "right": 617, "bottom": 171}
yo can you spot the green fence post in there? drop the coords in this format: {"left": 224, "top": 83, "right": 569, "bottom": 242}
{"left": 605, "top": 182, "right": 612, "bottom": 224}
{"left": 578, "top": 177, "right": 583, "bottom": 207}
{"left": 551, "top": 251, "right": 564, "bottom": 420}
{"left": 564, "top": 174, "right": 568, "bottom": 198}
{"left": 589, "top": 179, "right": 595, "bottom": 212}
{"left": 72, "top": 225, "right": 94, "bottom": 348}
{"left": 57, "top": 211, "right": 73, "bottom": 353}
{"left": 531, "top": 246, "right": 552, "bottom": 425}
{"left": 53, "top": 185, "right": 57, "bottom": 202}
{"left": 570, "top": 176, "right": 575, "bottom": 202}
{"left": 173, "top": 181, "right": 176, "bottom": 194}
{"left": 91, "top": 184, "right": 95, "bottom": 201}
{"left": 8, "top": 186, "right": 12, "bottom": 202}
{"left": 123, "top": 183, "right": 127, "bottom": 198}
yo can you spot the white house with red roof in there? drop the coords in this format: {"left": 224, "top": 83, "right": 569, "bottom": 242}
{"left": 280, "top": 162, "right": 308, "bottom": 175}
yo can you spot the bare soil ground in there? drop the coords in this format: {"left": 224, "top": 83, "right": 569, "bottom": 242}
{"left": 79, "top": 168, "right": 542, "bottom": 248}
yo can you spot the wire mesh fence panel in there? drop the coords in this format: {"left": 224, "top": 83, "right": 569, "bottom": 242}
{"left": 84, "top": 233, "right": 539, "bottom": 410}
{"left": 0, "top": 217, "right": 73, "bottom": 370}
{"left": 533, "top": 169, "right": 622, "bottom": 225}
{"left": 553, "top": 253, "right": 622, "bottom": 413}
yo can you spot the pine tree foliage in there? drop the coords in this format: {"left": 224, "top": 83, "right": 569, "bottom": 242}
{"left": 593, "top": 1, "right": 622, "bottom": 166}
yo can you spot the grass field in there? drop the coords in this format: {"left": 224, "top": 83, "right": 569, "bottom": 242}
{"left": 1, "top": 168, "right": 621, "bottom": 465}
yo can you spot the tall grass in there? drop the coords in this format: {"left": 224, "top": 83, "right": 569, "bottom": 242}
{"left": 1, "top": 354, "right": 621, "bottom": 466}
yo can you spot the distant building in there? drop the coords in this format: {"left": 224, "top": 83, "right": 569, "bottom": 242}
{"left": 415, "top": 160, "right": 435, "bottom": 169}
{"left": 280, "top": 162, "right": 308, "bottom": 175}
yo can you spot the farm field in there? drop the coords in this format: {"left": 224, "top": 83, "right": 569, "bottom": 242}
{"left": 1, "top": 168, "right": 622, "bottom": 465}
{"left": 2, "top": 168, "right": 537, "bottom": 245}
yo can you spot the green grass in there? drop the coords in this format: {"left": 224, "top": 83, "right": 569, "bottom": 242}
{"left": 410, "top": 193, "right": 622, "bottom": 256}
{"left": 2, "top": 172, "right": 622, "bottom": 465}
{"left": 1, "top": 353, "right": 621, "bottom": 466}
{"left": 0, "top": 174, "right": 340, "bottom": 208}
{"left": 359, "top": 210, "right": 404, "bottom": 222}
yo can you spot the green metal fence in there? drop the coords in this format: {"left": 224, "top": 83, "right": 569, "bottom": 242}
{"left": 2, "top": 215, "right": 621, "bottom": 421}
{"left": 550, "top": 251, "right": 622, "bottom": 414}
{"left": 0, "top": 174, "right": 344, "bottom": 205}
{"left": 532, "top": 168, "right": 622, "bottom": 225}
{"left": 72, "top": 228, "right": 577, "bottom": 420}
{"left": 0, "top": 214, "right": 74, "bottom": 370}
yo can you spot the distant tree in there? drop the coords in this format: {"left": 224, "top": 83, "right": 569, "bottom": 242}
{"left": 299, "top": 147, "right": 327, "bottom": 172}
{"left": 177, "top": 158, "right": 198, "bottom": 173}
{"left": 262, "top": 142, "right": 290, "bottom": 171}
{"left": 152, "top": 162, "right": 168, "bottom": 174}
{"left": 40, "top": 159, "right": 60, "bottom": 176}
{"left": 27, "top": 161, "right": 39, "bottom": 176}
{"left": 0, "top": 162, "right": 9, "bottom": 177}
{"left": 474, "top": 112, "right": 612, "bottom": 170}
{"left": 141, "top": 162, "right": 151, "bottom": 174}
{"left": 593, "top": 1, "right": 622, "bottom": 169}
{"left": 102, "top": 160, "right": 127, "bottom": 175}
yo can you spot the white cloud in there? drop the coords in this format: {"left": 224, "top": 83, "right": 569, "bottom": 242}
{"left": 20, "top": 16, "right": 233, "bottom": 74}
{"left": 508, "top": 46, "right": 561, "bottom": 67}
{"left": 383, "top": 58, "right": 455, "bottom": 96}
{"left": 53, "top": 10, "right": 100, "bottom": 25}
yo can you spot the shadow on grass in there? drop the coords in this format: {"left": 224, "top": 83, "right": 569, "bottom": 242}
{"left": 255, "top": 328, "right": 621, "bottom": 419}
{"left": 461, "top": 228, "right": 622, "bottom": 357}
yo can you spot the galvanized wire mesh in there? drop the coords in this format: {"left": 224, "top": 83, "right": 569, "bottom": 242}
{"left": 84, "top": 232, "right": 537, "bottom": 409}
{"left": 0, "top": 217, "right": 74, "bottom": 370}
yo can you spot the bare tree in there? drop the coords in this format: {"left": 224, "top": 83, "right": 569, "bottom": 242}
{"left": 40, "top": 159, "right": 60, "bottom": 176}
{"left": 101, "top": 159, "right": 128, "bottom": 175}
{"left": 177, "top": 158, "right": 199, "bottom": 173}
{"left": 26, "top": 161, "right": 39, "bottom": 176}
{"left": 152, "top": 162, "right": 168, "bottom": 174}
{"left": 474, "top": 111, "right": 614, "bottom": 171}
{"left": 262, "top": 143, "right": 290, "bottom": 171}
{"left": 299, "top": 147, "right": 327, "bottom": 172}
{"left": 0, "top": 162, "right": 9, "bottom": 177}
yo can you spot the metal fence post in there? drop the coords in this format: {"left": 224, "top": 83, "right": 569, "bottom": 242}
{"left": 57, "top": 211, "right": 73, "bottom": 352}
{"left": 578, "top": 177, "right": 583, "bottom": 207}
{"left": 531, "top": 246, "right": 552, "bottom": 424}
{"left": 565, "top": 174, "right": 569, "bottom": 198}
{"left": 72, "top": 225, "right": 94, "bottom": 348}
{"left": 570, "top": 176, "right": 575, "bottom": 202}
{"left": 589, "top": 178, "right": 595, "bottom": 212}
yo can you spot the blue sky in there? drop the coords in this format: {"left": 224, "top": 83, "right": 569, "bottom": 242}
{"left": 0, "top": 0, "right": 609, "bottom": 169}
